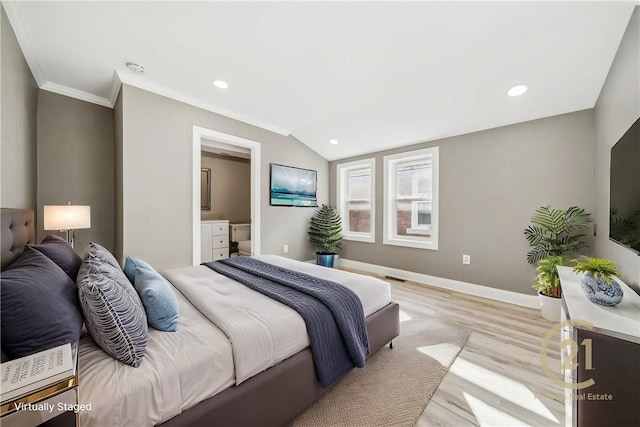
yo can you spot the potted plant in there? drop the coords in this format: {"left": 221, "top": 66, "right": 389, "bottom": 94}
{"left": 572, "top": 256, "right": 623, "bottom": 306}
{"left": 524, "top": 205, "right": 591, "bottom": 320}
{"left": 524, "top": 205, "right": 592, "bottom": 264}
{"left": 308, "top": 204, "right": 343, "bottom": 268}
{"left": 532, "top": 256, "right": 565, "bottom": 321}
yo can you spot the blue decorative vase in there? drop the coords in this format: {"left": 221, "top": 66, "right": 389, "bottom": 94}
{"left": 316, "top": 252, "right": 336, "bottom": 268}
{"left": 580, "top": 273, "right": 624, "bottom": 306}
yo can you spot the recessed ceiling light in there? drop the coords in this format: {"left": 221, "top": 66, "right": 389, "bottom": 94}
{"left": 329, "top": 139, "right": 339, "bottom": 145}
{"left": 213, "top": 80, "right": 228, "bottom": 89}
{"left": 507, "top": 84, "right": 529, "bottom": 97}
{"left": 126, "top": 62, "right": 145, "bottom": 75}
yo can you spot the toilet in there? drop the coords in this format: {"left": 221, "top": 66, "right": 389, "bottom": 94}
{"left": 230, "top": 223, "right": 251, "bottom": 256}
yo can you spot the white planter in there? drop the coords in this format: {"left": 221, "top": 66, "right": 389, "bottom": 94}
{"left": 539, "top": 292, "right": 562, "bottom": 322}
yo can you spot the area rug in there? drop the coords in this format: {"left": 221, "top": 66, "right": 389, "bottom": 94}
{"left": 289, "top": 315, "right": 471, "bottom": 427}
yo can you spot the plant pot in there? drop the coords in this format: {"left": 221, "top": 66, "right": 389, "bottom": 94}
{"left": 315, "top": 252, "right": 336, "bottom": 268}
{"left": 580, "top": 273, "right": 624, "bottom": 306}
{"left": 538, "top": 292, "right": 562, "bottom": 322}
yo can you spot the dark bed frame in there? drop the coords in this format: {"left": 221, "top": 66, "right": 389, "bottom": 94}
{"left": 1, "top": 208, "right": 400, "bottom": 427}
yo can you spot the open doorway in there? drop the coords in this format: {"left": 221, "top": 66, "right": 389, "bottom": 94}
{"left": 192, "top": 126, "right": 261, "bottom": 265}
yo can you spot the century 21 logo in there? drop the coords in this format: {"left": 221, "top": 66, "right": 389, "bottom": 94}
{"left": 540, "top": 319, "right": 595, "bottom": 390}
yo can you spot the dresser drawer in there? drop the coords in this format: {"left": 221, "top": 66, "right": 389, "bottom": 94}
{"left": 212, "top": 248, "right": 229, "bottom": 260}
{"left": 212, "top": 236, "right": 228, "bottom": 249}
{"left": 211, "top": 223, "right": 228, "bottom": 236}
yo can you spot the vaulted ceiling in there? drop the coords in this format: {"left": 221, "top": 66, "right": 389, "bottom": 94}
{"left": 4, "top": 1, "right": 636, "bottom": 160}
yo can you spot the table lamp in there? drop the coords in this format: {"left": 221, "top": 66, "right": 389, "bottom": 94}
{"left": 44, "top": 203, "right": 91, "bottom": 249}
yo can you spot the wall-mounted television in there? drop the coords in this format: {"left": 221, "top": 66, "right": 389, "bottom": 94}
{"left": 609, "top": 117, "right": 640, "bottom": 254}
{"left": 270, "top": 163, "right": 318, "bottom": 207}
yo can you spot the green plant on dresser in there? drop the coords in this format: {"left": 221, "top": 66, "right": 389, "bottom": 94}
{"left": 572, "top": 256, "right": 623, "bottom": 306}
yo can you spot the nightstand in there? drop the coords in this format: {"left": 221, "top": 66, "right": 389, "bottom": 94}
{"left": 0, "top": 347, "right": 79, "bottom": 427}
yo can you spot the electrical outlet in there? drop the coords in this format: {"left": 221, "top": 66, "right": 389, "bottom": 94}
{"left": 283, "top": 244, "right": 289, "bottom": 253}
{"left": 462, "top": 254, "right": 471, "bottom": 265}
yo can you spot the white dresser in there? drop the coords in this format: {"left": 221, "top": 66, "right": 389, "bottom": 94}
{"left": 201, "top": 220, "right": 230, "bottom": 262}
{"left": 558, "top": 266, "right": 640, "bottom": 427}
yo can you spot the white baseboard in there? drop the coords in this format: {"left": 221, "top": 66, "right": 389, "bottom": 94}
{"left": 338, "top": 258, "right": 539, "bottom": 309}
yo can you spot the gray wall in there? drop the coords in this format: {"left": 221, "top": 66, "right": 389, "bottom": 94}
{"left": 330, "top": 110, "right": 596, "bottom": 295}
{"left": 119, "top": 84, "right": 327, "bottom": 270}
{"left": 0, "top": 6, "right": 38, "bottom": 210}
{"left": 593, "top": 7, "right": 640, "bottom": 291}
{"left": 201, "top": 153, "right": 251, "bottom": 224}
{"left": 36, "top": 91, "right": 115, "bottom": 253}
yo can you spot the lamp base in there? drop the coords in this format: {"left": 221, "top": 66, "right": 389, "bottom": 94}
{"left": 61, "top": 229, "right": 75, "bottom": 249}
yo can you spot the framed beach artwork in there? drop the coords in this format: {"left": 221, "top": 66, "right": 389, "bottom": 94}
{"left": 270, "top": 164, "right": 318, "bottom": 207}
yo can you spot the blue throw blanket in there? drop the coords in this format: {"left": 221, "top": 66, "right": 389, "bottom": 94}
{"left": 204, "top": 257, "right": 369, "bottom": 387}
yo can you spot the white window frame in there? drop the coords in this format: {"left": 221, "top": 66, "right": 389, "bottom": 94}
{"left": 336, "top": 158, "right": 376, "bottom": 243}
{"left": 383, "top": 147, "right": 439, "bottom": 250}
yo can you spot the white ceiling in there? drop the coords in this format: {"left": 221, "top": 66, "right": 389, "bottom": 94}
{"left": 4, "top": 1, "right": 637, "bottom": 161}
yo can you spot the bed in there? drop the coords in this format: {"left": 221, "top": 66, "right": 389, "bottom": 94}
{"left": 1, "top": 208, "right": 400, "bottom": 426}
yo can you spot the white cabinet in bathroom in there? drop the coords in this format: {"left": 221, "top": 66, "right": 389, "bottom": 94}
{"left": 201, "top": 220, "right": 230, "bottom": 263}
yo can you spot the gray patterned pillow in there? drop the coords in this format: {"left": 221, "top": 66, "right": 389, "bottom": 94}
{"left": 80, "top": 241, "right": 122, "bottom": 271}
{"left": 77, "top": 243, "right": 148, "bottom": 367}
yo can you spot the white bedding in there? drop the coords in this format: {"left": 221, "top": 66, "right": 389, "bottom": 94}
{"left": 166, "top": 255, "right": 391, "bottom": 385}
{"left": 78, "top": 286, "right": 235, "bottom": 427}
{"left": 79, "top": 256, "right": 391, "bottom": 427}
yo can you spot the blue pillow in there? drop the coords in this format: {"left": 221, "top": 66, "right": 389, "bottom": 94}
{"left": 1, "top": 247, "right": 84, "bottom": 358}
{"left": 134, "top": 266, "right": 180, "bottom": 332}
{"left": 123, "top": 256, "right": 154, "bottom": 284}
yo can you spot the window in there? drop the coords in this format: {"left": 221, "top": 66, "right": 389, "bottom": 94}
{"left": 336, "top": 158, "right": 375, "bottom": 242}
{"left": 383, "top": 147, "right": 439, "bottom": 250}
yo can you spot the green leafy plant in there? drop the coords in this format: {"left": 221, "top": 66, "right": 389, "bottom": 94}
{"left": 572, "top": 256, "right": 619, "bottom": 285}
{"left": 533, "top": 255, "right": 565, "bottom": 298}
{"left": 524, "top": 206, "right": 592, "bottom": 264}
{"left": 308, "top": 204, "right": 343, "bottom": 254}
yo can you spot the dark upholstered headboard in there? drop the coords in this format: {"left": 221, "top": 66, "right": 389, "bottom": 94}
{"left": 1, "top": 208, "right": 35, "bottom": 270}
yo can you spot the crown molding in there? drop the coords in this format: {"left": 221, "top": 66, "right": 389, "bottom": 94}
{"left": 116, "top": 71, "right": 291, "bottom": 137}
{"left": 2, "top": 1, "right": 45, "bottom": 86}
{"left": 40, "top": 82, "right": 113, "bottom": 108}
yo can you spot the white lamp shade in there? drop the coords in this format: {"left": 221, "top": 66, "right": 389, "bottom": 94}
{"left": 44, "top": 205, "right": 91, "bottom": 230}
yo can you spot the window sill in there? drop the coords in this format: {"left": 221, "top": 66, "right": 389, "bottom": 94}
{"left": 406, "top": 228, "right": 431, "bottom": 235}
{"left": 343, "top": 233, "right": 375, "bottom": 243}
{"left": 383, "top": 237, "right": 438, "bottom": 250}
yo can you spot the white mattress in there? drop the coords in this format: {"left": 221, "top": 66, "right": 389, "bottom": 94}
{"left": 78, "top": 255, "right": 391, "bottom": 427}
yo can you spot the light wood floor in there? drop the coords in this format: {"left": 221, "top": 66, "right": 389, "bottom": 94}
{"left": 352, "top": 270, "right": 565, "bottom": 426}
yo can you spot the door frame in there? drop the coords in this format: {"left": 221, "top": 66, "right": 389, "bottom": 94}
{"left": 192, "top": 126, "right": 261, "bottom": 265}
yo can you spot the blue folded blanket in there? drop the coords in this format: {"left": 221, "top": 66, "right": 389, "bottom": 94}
{"left": 204, "top": 257, "right": 369, "bottom": 387}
